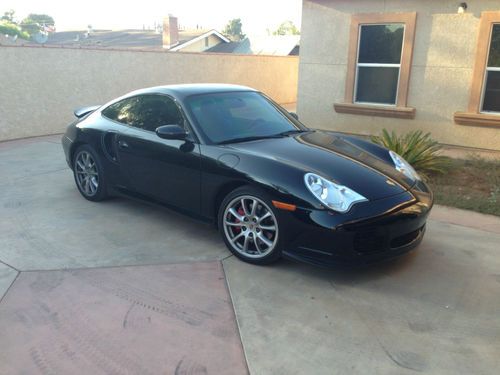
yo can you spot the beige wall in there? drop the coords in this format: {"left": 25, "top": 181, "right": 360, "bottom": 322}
{"left": 0, "top": 46, "right": 298, "bottom": 141}
{"left": 297, "top": 0, "right": 500, "bottom": 151}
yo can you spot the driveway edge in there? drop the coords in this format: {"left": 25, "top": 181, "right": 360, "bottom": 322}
{"left": 430, "top": 204, "right": 500, "bottom": 234}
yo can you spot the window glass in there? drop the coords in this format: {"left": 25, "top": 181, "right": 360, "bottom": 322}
{"left": 355, "top": 23, "right": 404, "bottom": 105}
{"left": 482, "top": 24, "right": 500, "bottom": 112}
{"left": 487, "top": 24, "right": 500, "bottom": 67}
{"left": 102, "top": 97, "right": 140, "bottom": 125}
{"left": 482, "top": 71, "right": 500, "bottom": 112}
{"left": 102, "top": 95, "right": 183, "bottom": 131}
{"left": 358, "top": 24, "right": 404, "bottom": 64}
{"left": 186, "top": 91, "right": 297, "bottom": 144}
{"left": 356, "top": 67, "right": 399, "bottom": 104}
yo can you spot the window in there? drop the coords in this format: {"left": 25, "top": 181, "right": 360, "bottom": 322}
{"left": 355, "top": 24, "right": 404, "bottom": 105}
{"left": 455, "top": 12, "right": 500, "bottom": 127}
{"left": 334, "top": 12, "right": 417, "bottom": 119}
{"left": 482, "top": 24, "right": 500, "bottom": 113}
{"left": 102, "top": 96, "right": 140, "bottom": 125}
{"left": 205, "top": 37, "right": 209, "bottom": 47}
{"left": 102, "top": 94, "right": 184, "bottom": 132}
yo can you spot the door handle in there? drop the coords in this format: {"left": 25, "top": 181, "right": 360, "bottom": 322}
{"left": 118, "top": 140, "right": 129, "bottom": 149}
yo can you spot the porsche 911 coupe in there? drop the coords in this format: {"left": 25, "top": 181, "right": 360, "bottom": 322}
{"left": 62, "top": 84, "right": 433, "bottom": 266}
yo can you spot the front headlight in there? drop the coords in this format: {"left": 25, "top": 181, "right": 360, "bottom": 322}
{"left": 389, "top": 151, "right": 420, "bottom": 181}
{"left": 304, "top": 173, "right": 367, "bottom": 213}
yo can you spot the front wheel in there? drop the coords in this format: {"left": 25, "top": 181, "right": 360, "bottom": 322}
{"left": 218, "top": 186, "right": 284, "bottom": 265}
{"left": 73, "top": 144, "right": 108, "bottom": 201}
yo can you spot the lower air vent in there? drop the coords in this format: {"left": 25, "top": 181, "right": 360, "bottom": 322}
{"left": 390, "top": 226, "right": 423, "bottom": 249}
{"left": 353, "top": 230, "right": 385, "bottom": 254}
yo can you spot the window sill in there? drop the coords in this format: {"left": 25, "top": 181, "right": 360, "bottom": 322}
{"left": 333, "top": 103, "right": 416, "bottom": 119}
{"left": 454, "top": 112, "right": 500, "bottom": 128}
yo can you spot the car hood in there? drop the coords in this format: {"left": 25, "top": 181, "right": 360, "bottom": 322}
{"left": 226, "top": 130, "right": 415, "bottom": 201}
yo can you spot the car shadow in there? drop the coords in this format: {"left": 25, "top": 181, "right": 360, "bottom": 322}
{"left": 271, "top": 249, "right": 420, "bottom": 285}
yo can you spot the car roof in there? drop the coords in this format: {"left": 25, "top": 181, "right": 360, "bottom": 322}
{"left": 129, "top": 83, "right": 258, "bottom": 100}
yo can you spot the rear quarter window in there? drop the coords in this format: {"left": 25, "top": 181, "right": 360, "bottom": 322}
{"left": 101, "top": 97, "right": 141, "bottom": 125}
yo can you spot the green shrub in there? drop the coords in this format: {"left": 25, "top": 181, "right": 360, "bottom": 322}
{"left": 0, "top": 21, "right": 30, "bottom": 40}
{"left": 371, "top": 129, "right": 450, "bottom": 177}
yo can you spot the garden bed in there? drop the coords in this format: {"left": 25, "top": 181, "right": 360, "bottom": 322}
{"left": 428, "top": 157, "right": 500, "bottom": 217}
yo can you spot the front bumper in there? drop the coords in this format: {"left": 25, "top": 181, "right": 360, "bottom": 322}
{"left": 282, "top": 180, "right": 433, "bottom": 266}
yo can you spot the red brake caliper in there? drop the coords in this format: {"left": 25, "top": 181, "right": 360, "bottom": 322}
{"left": 233, "top": 207, "right": 245, "bottom": 233}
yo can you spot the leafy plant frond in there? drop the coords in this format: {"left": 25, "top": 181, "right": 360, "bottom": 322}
{"left": 371, "top": 129, "right": 450, "bottom": 178}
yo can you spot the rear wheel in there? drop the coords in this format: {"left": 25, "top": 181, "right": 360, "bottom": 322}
{"left": 73, "top": 144, "right": 108, "bottom": 201}
{"left": 218, "top": 186, "right": 283, "bottom": 265}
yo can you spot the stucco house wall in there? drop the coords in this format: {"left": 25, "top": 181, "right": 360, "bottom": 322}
{"left": 297, "top": 0, "right": 500, "bottom": 151}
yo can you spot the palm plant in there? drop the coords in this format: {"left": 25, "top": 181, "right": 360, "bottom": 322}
{"left": 371, "top": 129, "right": 450, "bottom": 177}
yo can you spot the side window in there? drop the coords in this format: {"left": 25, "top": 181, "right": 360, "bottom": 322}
{"left": 102, "top": 95, "right": 184, "bottom": 132}
{"left": 134, "top": 95, "right": 184, "bottom": 132}
{"left": 101, "top": 96, "right": 141, "bottom": 126}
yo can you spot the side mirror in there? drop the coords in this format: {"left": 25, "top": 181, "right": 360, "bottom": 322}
{"left": 289, "top": 112, "right": 299, "bottom": 120}
{"left": 156, "top": 125, "right": 187, "bottom": 140}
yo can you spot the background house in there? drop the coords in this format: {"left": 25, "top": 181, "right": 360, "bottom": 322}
{"left": 162, "top": 15, "right": 229, "bottom": 52}
{"left": 206, "top": 35, "right": 299, "bottom": 56}
{"left": 163, "top": 15, "right": 299, "bottom": 55}
{"left": 297, "top": 0, "right": 500, "bottom": 151}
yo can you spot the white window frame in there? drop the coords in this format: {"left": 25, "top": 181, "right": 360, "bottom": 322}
{"left": 480, "top": 23, "right": 500, "bottom": 115}
{"left": 353, "top": 23, "right": 406, "bottom": 107}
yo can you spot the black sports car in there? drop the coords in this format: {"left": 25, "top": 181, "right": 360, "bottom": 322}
{"left": 62, "top": 84, "right": 433, "bottom": 266}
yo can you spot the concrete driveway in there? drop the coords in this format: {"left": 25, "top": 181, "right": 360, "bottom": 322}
{"left": 1, "top": 135, "right": 499, "bottom": 374}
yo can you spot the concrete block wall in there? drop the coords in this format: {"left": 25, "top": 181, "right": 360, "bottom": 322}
{"left": 0, "top": 46, "right": 298, "bottom": 141}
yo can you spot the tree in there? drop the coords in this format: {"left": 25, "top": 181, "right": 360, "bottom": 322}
{"left": 223, "top": 18, "right": 245, "bottom": 41}
{"left": 20, "top": 13, "right": 55, "bottom": 36}
{"left": 1, "top": 9, "right": 30, "bottom": 40}
{"left": 1, "top": 9, "right": 15, "bottom": 22}
{"left": 273, "top": 21, "right": 300, "bottom": 36}
{"left": 0, "top": 21, "right": 30, "bottom": 40}
{"left": 24, "top": 13, "right": 54, "bottom": 26}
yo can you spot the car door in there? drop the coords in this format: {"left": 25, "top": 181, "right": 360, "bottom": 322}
{"left": 114, "top": 94, "right": 202, "bottom": 214}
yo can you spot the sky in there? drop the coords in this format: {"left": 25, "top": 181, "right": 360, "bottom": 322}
{"left": 3, "top": 0, "right": 303, "bottom": 35}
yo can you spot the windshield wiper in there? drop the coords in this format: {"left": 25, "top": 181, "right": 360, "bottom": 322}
{"left": 217, "top": 129, "right": 308, "bottom": 145}
{"left": 277, "top": 129, "right": 309, "bottom": 136}
{"left": 217, "top": 134, "right": 282, "bottom": 145}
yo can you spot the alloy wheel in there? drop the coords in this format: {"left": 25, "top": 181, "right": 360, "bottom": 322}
{"left": 75, "top": 151, "right": 99, "bottom": 197}
{"left": 223, "top": 195, "right": 279, "bottom": 258}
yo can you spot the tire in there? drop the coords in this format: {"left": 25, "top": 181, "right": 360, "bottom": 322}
{"left": 218, "top": 186, "right": 284, "bottom": 265}
{"left": 72, "top": 144, "right": 108, "bottom": 202}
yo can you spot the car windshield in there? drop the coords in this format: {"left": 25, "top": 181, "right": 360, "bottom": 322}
{"left": 185, "top": 91, "right": 302, "bottom": 144}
